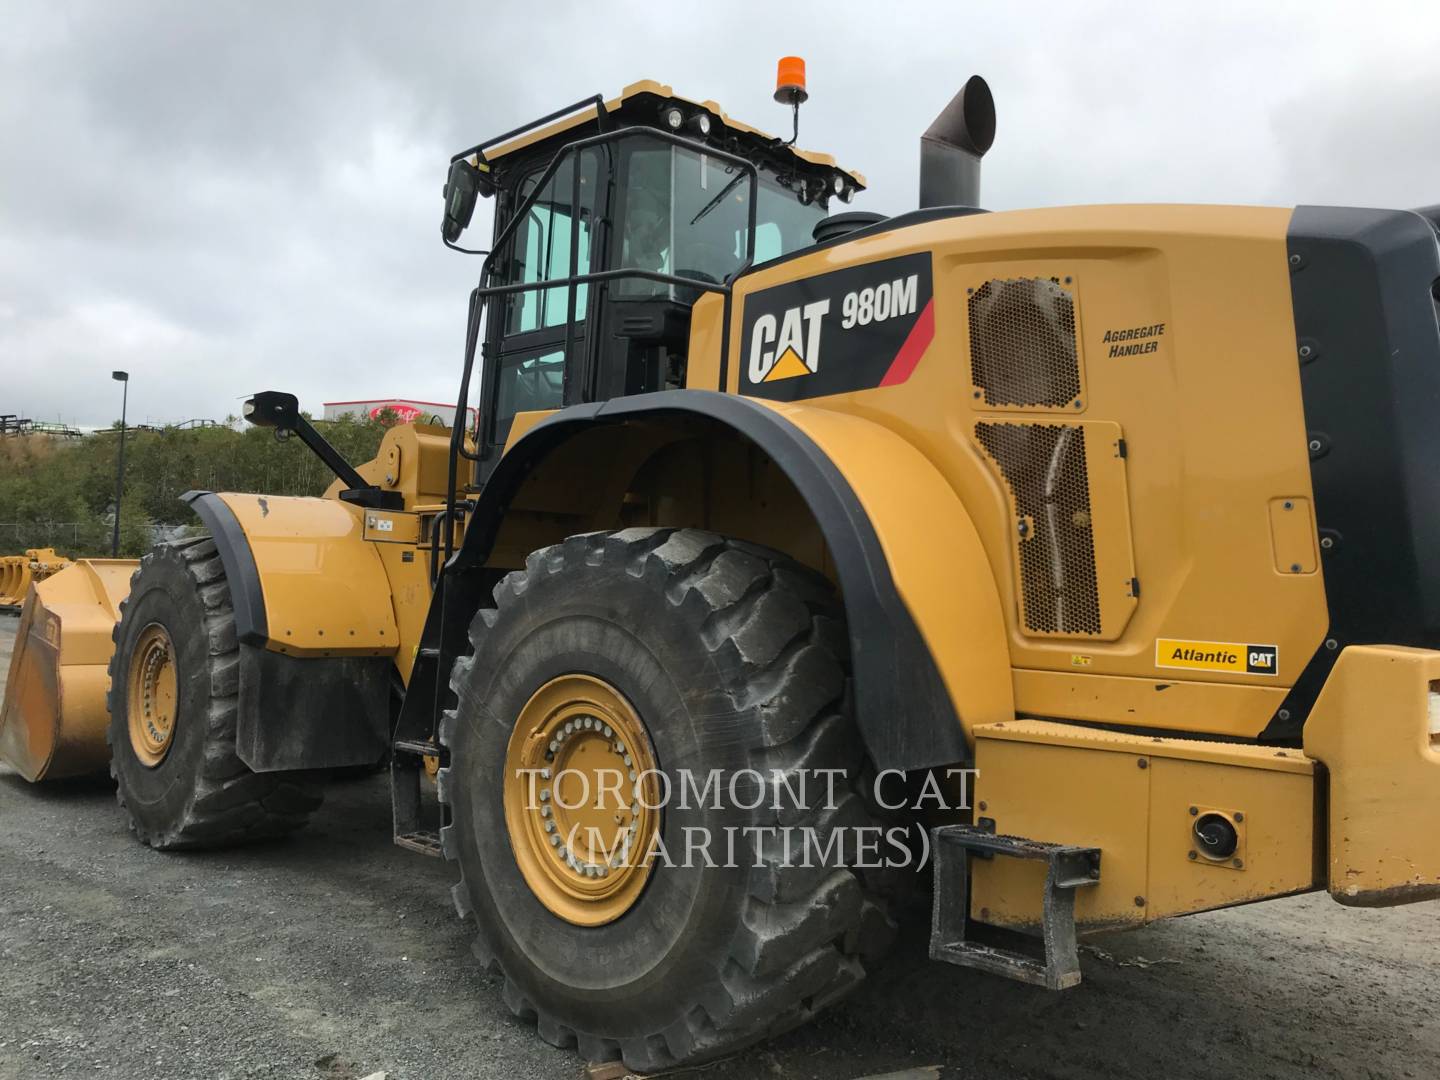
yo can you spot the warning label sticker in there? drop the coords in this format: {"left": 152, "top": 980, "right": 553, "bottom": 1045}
{"left": 1155, "top": 638, "right": 1279, "bottom": 676}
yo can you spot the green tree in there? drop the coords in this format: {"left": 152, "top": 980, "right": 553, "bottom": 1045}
{"left": 0, "top": 414, "right": 390, "bottom": 559}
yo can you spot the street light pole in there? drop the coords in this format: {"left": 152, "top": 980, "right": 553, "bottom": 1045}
{"left": 111, "top": 371, "right": 129, "bottom": 557}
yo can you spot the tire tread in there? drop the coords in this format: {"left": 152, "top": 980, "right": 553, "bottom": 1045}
{"left": 107, "top": 538, "right": 320, "bottom": 850}
{"left": 440, "top": 528, "right": 896, "bottom": 1072}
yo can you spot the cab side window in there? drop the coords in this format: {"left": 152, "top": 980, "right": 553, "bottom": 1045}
{"left": 504, "top": 156, "right": 595, "bottom": 334}
{"left": 491, "top": 152, "right": 599, "bottom": 439}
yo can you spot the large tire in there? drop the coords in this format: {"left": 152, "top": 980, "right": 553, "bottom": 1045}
{"left": 107, "top": 537, "right": 322, "bottom": 849}
{"left": 441, "top": 528, "right": 896, "bottom": 1072}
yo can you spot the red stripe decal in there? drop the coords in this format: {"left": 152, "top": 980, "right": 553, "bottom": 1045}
{"left": 878, "top": 298, "right": 935, "bottom": 387}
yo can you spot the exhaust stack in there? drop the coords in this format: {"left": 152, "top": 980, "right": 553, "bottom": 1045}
{"left": 919, "top": 75, "right": 996, "bottom": 209}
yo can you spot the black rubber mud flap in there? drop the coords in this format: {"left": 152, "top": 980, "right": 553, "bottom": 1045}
{"left": 235, "top": 645, "right": 389, "bottom": 772}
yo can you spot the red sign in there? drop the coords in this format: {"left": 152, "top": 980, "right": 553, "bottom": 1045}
{"left": 369, "top": 404, "right": 426, "bottom": 424}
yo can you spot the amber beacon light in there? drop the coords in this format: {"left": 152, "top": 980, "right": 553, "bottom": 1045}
{"left": 774, "top": 56, "right": 808, "bottom": 104}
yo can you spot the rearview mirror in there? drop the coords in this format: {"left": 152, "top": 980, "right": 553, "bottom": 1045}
{"left": 243, "top": 390, "right": 300, "bottom": 430}
{"left": 443, "top": 160, "right": 482, "bottom": 242}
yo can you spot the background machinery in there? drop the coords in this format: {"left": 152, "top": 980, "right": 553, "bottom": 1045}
{"left": 0, "top": 548, "right": 70, "bottom": 608}
{"left": 6, "top": 59, "right": 1440, "bottom": 1070}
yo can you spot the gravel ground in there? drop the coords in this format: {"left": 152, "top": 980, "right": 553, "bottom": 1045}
{"left": 3, "top": 610, "right": 1439, "bottom": 1080}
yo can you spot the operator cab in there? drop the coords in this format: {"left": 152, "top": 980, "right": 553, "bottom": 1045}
{"left": 441, "top": 79, "right": 865, "bottom": 467}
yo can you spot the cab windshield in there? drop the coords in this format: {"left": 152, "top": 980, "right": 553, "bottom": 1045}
{"left": 614, "top": 136, "right": 826, "bottom": 296}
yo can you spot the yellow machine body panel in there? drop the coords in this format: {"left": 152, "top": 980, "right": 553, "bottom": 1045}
{"left": 355, "top": 505, "right": 434, "bottom": 683}
{"left": 338, "top": 422, "right": 457, "bottom": 510}
{"left": 0, "top": 559, "right": 136, "bottom": 780}
{"left": 333, "top": 423, "right": 453, "bottom": 679}
{"left": 214, "top": 492, "right": 398, "bottom": 658}
{"left": 968, "top": 719, "right": 1318, "bottom": 931}
{"left": 1303, "top": 645, "right": 1440, "bottom": 906}
{"left": 705, "top": 203, "right": 1328, "bottom": 740}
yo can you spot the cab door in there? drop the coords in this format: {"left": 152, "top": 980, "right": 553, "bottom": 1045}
{"left": 480, "top": 150, "right": 602, "bottom": 464}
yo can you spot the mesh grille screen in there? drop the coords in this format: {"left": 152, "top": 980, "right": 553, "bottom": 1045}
{"left": 976, "top": 421, "right": 1101, "bottom": 635}
{"left": 967, "top": 277, "right": 1080, "bottom": 408}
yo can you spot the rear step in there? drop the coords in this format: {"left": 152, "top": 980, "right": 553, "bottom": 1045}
{"left": 394, "top": 830, "right": 443, "bottom": 856}
{"left": 929, "top": 823, "right": 1101, "bottom": 990}
{"left": 391, "top": 737, "right": 445, "bottom": 858}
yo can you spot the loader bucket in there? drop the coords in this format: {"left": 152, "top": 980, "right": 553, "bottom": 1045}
{"left": 0, "top": 559, "right": 136, "bottom": 781}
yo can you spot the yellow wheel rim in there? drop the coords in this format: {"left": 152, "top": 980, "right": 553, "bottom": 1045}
{"left": 503, "top": 674, "right": 661, "bottom": 927}
{"left": 127, "top": 623, "right": 178, "bottom": 768}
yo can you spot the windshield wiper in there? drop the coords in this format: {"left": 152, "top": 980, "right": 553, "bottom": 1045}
{"left": 690, "top": 171, "right": 747, "bottom": 226}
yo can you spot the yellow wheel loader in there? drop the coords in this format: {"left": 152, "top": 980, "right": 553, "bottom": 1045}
{"left": 7, "top": 61, "right": 1440, "bottom": 1070}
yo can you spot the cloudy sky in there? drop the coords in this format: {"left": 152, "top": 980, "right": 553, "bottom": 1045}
{"left": 2, "top": 1, "right": 1437, "bottom": 428}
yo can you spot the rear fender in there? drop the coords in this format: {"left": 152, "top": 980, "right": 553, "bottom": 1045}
{"left": 440, "top": 391, "right": 1012, "bottom": 771}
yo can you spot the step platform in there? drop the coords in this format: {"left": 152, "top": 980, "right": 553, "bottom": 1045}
{"left": 930, "top": 822, "right": 1100, "bottom": 990}
{"left": 391, "top": 737, "right": 445, "bottom": 857}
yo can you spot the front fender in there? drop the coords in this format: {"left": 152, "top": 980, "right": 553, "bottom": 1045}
{"left": 183, "top": 491, "right": 397, "bottom": 656}
{"left": 181, "top": 491, "right": 395, "bottom": 771}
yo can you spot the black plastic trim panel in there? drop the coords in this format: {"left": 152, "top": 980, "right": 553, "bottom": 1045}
{"left": 1267, "top": 206, "right": 1440, "bottom": 740}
